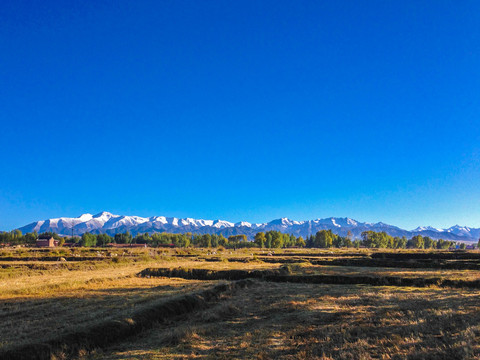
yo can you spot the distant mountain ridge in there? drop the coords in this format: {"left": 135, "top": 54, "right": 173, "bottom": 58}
{"left": 16, "top": 212, "right": 480, "bottom": 242}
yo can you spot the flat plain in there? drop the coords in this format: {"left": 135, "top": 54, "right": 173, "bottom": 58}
{"left": 1, "top": 247, "right": 479, "bottom": 359}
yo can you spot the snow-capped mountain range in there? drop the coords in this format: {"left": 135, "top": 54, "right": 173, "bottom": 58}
{"left": 15, "top": 212, "right": 480, "bottom": 242}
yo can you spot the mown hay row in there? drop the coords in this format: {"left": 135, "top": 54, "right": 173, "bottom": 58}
{"left": 140, "top": 267, "right": 480, "bottom": 289}
{"left": 263, "top": 274, "right": 480, "bottom": 288}
{"left": 370, "top": 252, "right": 480, "bottom": 260}
{"left": 197, "top": 256, "right": 480, "bottom": 270}
{"left": 264, "top": 251, "right": 480, "bottom": 260}
{"left": 267, "top": 252, "right": 368, "bottom": 258}
{"left": 284, "top": 257, "right": 480, "bottom": 270}
{"left": 0, "top": 279, "right": 253, "bottom": 360}
{"left": 312, "top": 258, "right": 480, "bottom": 270}
{"left": 139, "top": 267, "right": 274, "bottom": 281}
{"left": 0, "top": 256, "right": 110, "bottom": 262}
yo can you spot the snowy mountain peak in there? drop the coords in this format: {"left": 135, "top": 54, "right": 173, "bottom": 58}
{"left": 235, "top": 221, "right": 252, "bottom": 227}
{"left": 269, "top": 218, "right": 293, "bottom": 226}
{"left": 15, "top": 213, "right": 480, "bottom": 242}
{"left": 345, "top": 218, "right": 358, "bottom": 226}
{"left": 446, "top": 225, "right": 474, "bottom": 237}
{"left": 93, "top": 211, "right": 115, "bottom": 218}
{"left": 448, "top": 225, "right": 471, "bottom": 231}
{"left": 212, "top": 220, "right": 235, "bottom": 228}
{"left": 413, "top": 226, "right": 441, "bottom": 233}
{"left": 78, "top": 213, "right": 93, "bottom": 221}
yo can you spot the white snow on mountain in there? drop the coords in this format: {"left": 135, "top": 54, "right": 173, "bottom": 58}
{"left": 413, "top": 226, "right": 442, "bottom": 232}
{"left": 32, "top": 220, "right": 45, "bottom": 232}
{"left": 212, "top": 220, "right": 235, "bottom": 228}
{"left": 235, "top": 221, "right": 252, "bottom": 227}
{"left": 446, "top": 225, "right": 473, "bottom": 236}
{"left": 15, "top": 212, "right": 480, "bottom": 242}
{"left": 150, "top": 216, "right": 168, "bottom": 225}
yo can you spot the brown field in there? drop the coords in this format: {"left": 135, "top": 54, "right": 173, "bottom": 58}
{"left": 0, "top": 247, "right": 479, "bottom": 359}
{"left": 91, "top": 283, "right": 480, "bottom": 360}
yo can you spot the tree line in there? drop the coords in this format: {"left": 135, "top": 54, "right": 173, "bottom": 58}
{"left": 0, "top": 229, "right": 473, "bottom": 249}
{"left": 0, "top": 231, "right": 257, "bottom": 249}
{"left": 300, "top": 230, "right": 462, "bottom": 249}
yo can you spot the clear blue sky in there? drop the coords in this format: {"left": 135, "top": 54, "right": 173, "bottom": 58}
{"left": 1, "top": 1, "right": 479, "bottom": 231}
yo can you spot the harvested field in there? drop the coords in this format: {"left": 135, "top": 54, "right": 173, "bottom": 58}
{"left": 1, "top": 280, "right": 253, "bottom": 360}
{"left": 139, "top": 266, "right": 480, "bottom": 288}
{"left": 0, "top": 270, "right": 218, "bottom": 356}
{"left": 91, "top": 282, "right": 480, "bottom": 360}
{"left": 200, "top": 255, "right": 480, "bottom": 270}
{"left": 291, "top": 264, "right": 480, "bottom": 281}
{"left": 1, "top": 247, "right": 480, "bottom": 359}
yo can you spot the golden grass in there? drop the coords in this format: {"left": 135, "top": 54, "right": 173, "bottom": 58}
{"left": 2, "top": 247, "right": 480, "bottom": 358}
{"left": 0, "top": 257, "right": 279, "bottom": 299}
{"left": 0, "top": 276, "right": 217, "bottom": 349}
{"left": 92, "top": 282, "right": 480, "bottom": 359}
{"left": 290, "top": 264, "right": 480, "bottom": 281}
{"left": 0, "top": 253, "right": 280, "bottom": 353}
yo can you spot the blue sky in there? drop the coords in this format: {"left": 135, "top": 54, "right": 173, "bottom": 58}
{"left": 1, "top": 1, "right": 479, "bottom": 231}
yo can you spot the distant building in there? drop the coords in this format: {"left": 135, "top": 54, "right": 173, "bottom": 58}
{"left": 36, "top": 236, "right": 59, "bottom": 248}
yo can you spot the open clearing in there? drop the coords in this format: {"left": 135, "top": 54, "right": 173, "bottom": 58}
{"left": 1, "top": 247, "right": 479, "bottom": 359}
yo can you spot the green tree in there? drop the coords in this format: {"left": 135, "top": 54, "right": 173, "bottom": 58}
{"left": 201, "top": 234, "right": 212, "bottom": 247}
{"left": 266, "top": 233, "right": 272, "bottom": 248}
{"left": 296, "top": 236, "right": 306, "bottom": 247}
{"left": 395, "top": 236, "right": 407, "bottom": 249}
{"left": 24, "top": 232, "right": 37, "bottom": 245}
{"left": 114, "top": 232, "right": 133, "bottom": 244}
{"left": 343, "top": 237, "right": 353, "bottom": 248}
{"left": 288, "top": 234, "right": 296, "bottom": 248}
{"left": 437, "top": 239, "right": 449, "bottom": 249}
{"left": 217, "top": 234, "right": 228, "bottom": 247}
{"left": 361, "top": 231, "right": 375, "bottom": 248}
{"left": 361, "top": 231, "right": 392, "bottom": 248}
{"left": 306, "top": 235, "right": 314, "bottom": 248}
{"left": 96, "top": 233, "right": 113, "bottom": 246}
{"left": 228, "top": 235, "right": 247, "bottom": 245}
{"left": 134, "top": 233, "right": 152, "bottom": 244}
{"left": 332, "top": 235, "right": 342, "bottom": 248}
{"left": 409, "top": 235, "right": 425, "bottom": 249}
{"left": 80, "top": 233, "right": 97, "bottom": 247}
{"left": 270, "top": 231, "right": 284, "bottom": 248}
{"left": 173, "top": 234, "right": 190, "bottom": 247}
{"left": 423, "top": 236, "right": 435, "bottom": 249}
{"left": 254, "top": 232, "right": 266, "bottom": 248}
{"left": 314, "top": 230, "right": 334, "bottom": 248}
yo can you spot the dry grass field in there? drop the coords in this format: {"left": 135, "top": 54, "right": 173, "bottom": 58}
{"left": 91, "top": 283, "right": 480, "bottom": 360}
{"left": 0, "top": 261, "right": 217, "bottom": 352}
{"left": 0, "top": 247, "right": 479, "bottom": 359}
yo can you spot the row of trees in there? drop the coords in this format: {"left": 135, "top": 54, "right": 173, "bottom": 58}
{"left": 72, "top": 231, "right": 305, "bottom": 249}
{"left": 297, "top": 230, "right": 460, "bottom": 249}
{"left": 253, "top": 230, "right": 465, "bottom": 249}
{"left": 0, "top": 229, "right": 474, "bottom": 250}
{"left": 254, "top": 231, "right": 305, "bottom": 248}
{"left": 359, "top": 231, "right": 459, "bottom": 249}
{"left": 75, "top": 232, "right": 261, "bottom": 248}
{"left": 80, "top": 232, "right": 264, "bottom": 248}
